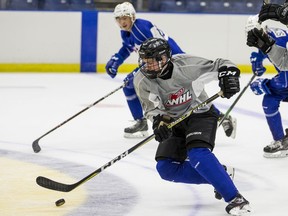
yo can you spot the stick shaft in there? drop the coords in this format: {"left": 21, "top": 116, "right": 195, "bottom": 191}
{"left": 37, "top": 134, "right": 155, "bottom": 192}
{"left": 32, "top": 83, "right": 125, "bottom": 153}
{"left": 218, "top": 75, "right": 256, "bottom": 126}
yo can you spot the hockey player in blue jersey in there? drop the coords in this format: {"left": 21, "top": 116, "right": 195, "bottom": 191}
{"left": 105, "top": 2, "right": 237, "bottom": 139}
{"left": 246, "top": 15, "right": 288, "bottom": 158}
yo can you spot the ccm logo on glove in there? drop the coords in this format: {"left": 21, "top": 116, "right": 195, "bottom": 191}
{"left": 219, "top": 70, "right": 239, "bottom": 77}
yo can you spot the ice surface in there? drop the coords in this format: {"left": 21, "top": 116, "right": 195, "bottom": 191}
{"left": 0, "top": 73, "right": 287, "bottom": 216}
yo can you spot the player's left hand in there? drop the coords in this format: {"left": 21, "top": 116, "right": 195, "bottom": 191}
{"left": 250, "top": 78, "right": 271, "bottom": 95}
{"left": 123, "top": 68, "right": 138, "bottom": 88}
{"left": 259, "top": 3, "right": 288, "bottom": 25}
{"left": 258, "top": 4, "right": 282, "bottom": 23}
{"left": 276, "top": 3, "right": 288, "bottom": 25}
{"left": 218, "top": 66, "right": 240, "bottom": 99}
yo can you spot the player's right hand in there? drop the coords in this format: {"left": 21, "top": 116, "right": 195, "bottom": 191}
{"left": 105, "top": 54, "right": 123, "bottom": 78}
{"left": 153, "top": 114, "right": 172, "bottom": 142}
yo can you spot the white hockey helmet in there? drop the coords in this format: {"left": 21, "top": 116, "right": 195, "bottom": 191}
{"left": 245, "top": 14, "right": 266, "bottom": 35}
{"left": 114, "top": 2, "right": 136, "bottom": 21}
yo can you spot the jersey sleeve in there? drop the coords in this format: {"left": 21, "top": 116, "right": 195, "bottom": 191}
{"left": 175, "top": 55, "right": 238, "bottom": 97}
{"left": 117, "top": 31, "right": 135, "bottom": 60}
{"left": 268, "top": 28, "right": 288, "bottom": 48}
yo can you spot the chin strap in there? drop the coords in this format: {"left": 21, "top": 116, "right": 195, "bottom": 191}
{"left": 158, "top": 60, "right": 173, "bottom": 79}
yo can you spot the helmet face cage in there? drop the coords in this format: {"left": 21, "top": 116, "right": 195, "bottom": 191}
{"left": 114, "top": 2, "right": 136, "bottom": 21}
{"left": 138, "top": 38, "right": 172, "bottom": 79}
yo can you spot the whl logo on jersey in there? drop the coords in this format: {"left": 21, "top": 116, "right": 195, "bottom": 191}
{"left": 165, "top": 88, "right": 192, "bottom": 107}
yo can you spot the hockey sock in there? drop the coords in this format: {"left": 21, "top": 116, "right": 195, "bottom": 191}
{"left": 123, "top": 86, "right": 143, "bottom": 120}
{"left": 188, "top": 148, "right": 238, "bottom": 202}
{"left": 156, "top": 159, "right": 209, "bottom": 184}
{"left": 266, "top": 111, "right": 284, "bottom": 140}
{"left": 263, "top": 95, "right": 284, "bottom": 140}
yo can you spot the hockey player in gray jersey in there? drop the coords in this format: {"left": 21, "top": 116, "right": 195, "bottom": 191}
{"left": 134, "top": 38, "right": 251, "bottom": 215}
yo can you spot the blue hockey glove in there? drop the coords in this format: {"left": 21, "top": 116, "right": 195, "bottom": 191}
{"left": 250, "top": 52, "right": 266, "bottom": 76}
{"left": 218, "top": 66, "right": 240, "bottom": 99}
{"left": 123, "top": 68, "right": 139, "bottom": 89}
{"left": 105, "top": 53, "right": 124, "bottom": 78}
{"left": 250, "top": 78, "right": 271, "bottom": 95}
{"left": 153, "top": 114, "right": 172, "bottom": 142}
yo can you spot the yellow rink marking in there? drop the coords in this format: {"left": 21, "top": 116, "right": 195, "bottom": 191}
{"left": 0, "top": 157, "right": 87, "bottom": 216}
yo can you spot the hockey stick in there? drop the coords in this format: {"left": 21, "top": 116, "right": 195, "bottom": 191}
{"left": 36, "top": 91, "right": 223, "bottom": 192}
{"left": 32, "top": 82, "right": 127, "bottom": 153}
{"left": 218, "top": 74, "right": 256, "bottom": 127}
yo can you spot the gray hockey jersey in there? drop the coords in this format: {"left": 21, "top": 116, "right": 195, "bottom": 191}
{"left": 133, "top": 54, "right": 238, "bottom": 122}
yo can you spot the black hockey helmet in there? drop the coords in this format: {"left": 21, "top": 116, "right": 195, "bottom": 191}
{"left": 138, "top": 37, "right": 172, "bottom": 79}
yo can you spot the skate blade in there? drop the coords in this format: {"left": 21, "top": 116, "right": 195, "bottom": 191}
{"left": 229, "top": 118, "right": 237, "bottom": 139}
{"left": 226, "top": 166, "right": 235, "bottom": 180}
{"left": 263, "top": 150, "right": 288, "bottom": 158}
{"left": 124, "top": 131, "right": 149, "bottom": 139}
{"left": 228, "top": 205, "right": 252, "bottom": 216}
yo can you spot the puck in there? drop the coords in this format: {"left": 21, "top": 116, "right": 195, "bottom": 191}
{"left": 55, "top": 198, "right": 65, "bottom": 207}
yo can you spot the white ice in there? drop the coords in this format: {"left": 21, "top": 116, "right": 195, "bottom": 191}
{"left": 0, "top": 72, "right": 287, "bottom": 216}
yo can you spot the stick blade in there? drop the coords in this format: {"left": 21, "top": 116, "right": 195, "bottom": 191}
{"left": 32, "top": 140, "right": 41, "bottom": 153}
{"left": 36, "top": 176, "right": 73, "bottom": 192}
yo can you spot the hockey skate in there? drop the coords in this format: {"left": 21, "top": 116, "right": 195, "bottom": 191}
{"left": 263, "top": 129, "right": 288, "bottom": 158}
{"left": 225, "top": 193, "right": 251, "bottom": 216}
{"left": 219, "top": 113, "right": 237, "bottom": 139}
{"left": 214, "top": 165, "right": 235, "bottom": 200}
{"left": 124, "top": 118, "right": 149, "bottom": 138}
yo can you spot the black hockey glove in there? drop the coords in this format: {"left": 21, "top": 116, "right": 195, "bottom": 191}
{"left": 153, "top": 114, "right": 172, "bottom": 142}
{"left": 218, "top": 66, "right": 240, "bottom": 99}
{"left": 258, "top": 4, "right": 282, "bottom": 23}
{"left": 246, "top": 28, "right": 275, "bottom": 54}
{"left": 259, "top": 3, "right": 288, "bottom": 25}
{"left": 276, "top": 3, "right": 288, "bottom": 25}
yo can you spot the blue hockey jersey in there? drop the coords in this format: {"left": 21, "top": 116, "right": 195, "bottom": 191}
{"left": 117, "top": 18, "right": 184, "bottom": 60}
